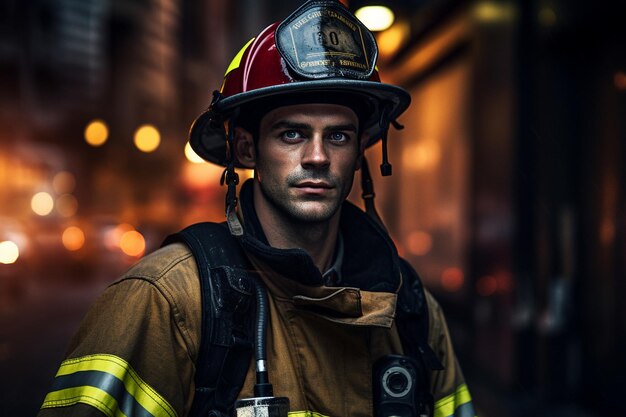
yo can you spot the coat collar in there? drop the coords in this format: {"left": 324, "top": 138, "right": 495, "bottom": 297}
{"left": 237, "top": 179, "right": 401, "bottom": 293}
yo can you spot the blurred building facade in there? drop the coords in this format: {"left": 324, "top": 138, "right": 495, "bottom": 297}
{"left": 362, "top": 1, "right": 626, "bottom": 416}
{"left": 0, "top": 1, "right": 625, "bottom": 417}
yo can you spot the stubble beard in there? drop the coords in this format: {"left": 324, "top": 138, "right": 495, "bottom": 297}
{"left": 258, "top": 169, "right": 354, "bottom": 225}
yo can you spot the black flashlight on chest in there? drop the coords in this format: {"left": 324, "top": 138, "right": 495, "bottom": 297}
{"left": 373, "top": 355, "right": 434, "bottom": 417}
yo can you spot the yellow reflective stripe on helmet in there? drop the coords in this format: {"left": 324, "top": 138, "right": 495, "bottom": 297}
{"left": 288, "top": 411, "right": 329, "bottom": 417}
{"left": 224, "top": 37, "right": 256, "bottom": 77}
{"left": 41, "top": 354, "right": 177, "bottom": 417}
{"left": 434, "top": 383, "right": 475, "bottom": 417}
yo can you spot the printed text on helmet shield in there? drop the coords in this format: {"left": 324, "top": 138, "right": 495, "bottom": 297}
{"left": 275, "top": 0, "right": 377, "bottom": 80}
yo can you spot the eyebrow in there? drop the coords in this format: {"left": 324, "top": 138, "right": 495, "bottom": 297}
{"left": 269, "top": 121, "right": 358, "bottom": 132}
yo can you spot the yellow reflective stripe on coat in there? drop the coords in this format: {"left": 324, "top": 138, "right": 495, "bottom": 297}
{"left": 41, "top": 354, "right": 177, "bottom": 417}
{"left": 434, "top": 384, "right": 476, "bottom": 417}
{"left": 288, "top": 411, "right": 329, "bottom": 417}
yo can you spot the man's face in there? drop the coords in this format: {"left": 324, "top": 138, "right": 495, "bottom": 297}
{"left": 252, "top": 103, "right": 362, "bottom": 224}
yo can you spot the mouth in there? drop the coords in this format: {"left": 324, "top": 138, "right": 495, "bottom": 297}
{"left": 293, "top": 181, "right": 334, "bottom": 195}
{"left": 295, "top": 181, "right": 333, "bottom": 189}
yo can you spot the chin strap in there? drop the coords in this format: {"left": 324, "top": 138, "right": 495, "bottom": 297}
{"left": 360, "top": 156, "right": 388, "bottom": 232}
{"left": 361, "top": 105, "right": 405, "bottom": 229}
{"left": 379, "top": 105, "right": 393, "bottom": 177}
{"left": 378, "top": 104, "right": 405, "bottom": 177}
{"left": 222, "top": 112, "right": 244, "bottom": 236}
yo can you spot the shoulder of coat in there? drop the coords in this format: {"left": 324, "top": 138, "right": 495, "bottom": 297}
{"left": 120, "top": 242, "right": 197, "bottom": 285}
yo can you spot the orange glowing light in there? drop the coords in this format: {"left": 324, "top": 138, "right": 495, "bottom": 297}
{"left": 62, "top": 226, "right": 85, "bottom": 251}
{"left": 405, "top": 231, "right": 433, "bottom": 256}
{"left": 477, "top": 275, "right": 498, "bottom": 296}
{"left": 181, "top": 161, "right": 224, "bottom": 189}
{"left": 104, "top": 223, "right": 135, "bottom": 250}
{"left": 185, "top": 142, "right": 205, "bottom": 163}
{"left": 52, "top": 171, "right": 76, "bottom": 193}
{"left": 85, "top": 119, "right": 109, "bottom": 146}
{"left": 402, "top": 141, "right": 441, "bottom": 171}
{"left": 31, "top": 192, "right": 54, "bottom": 216}
{"left": 441, "top": 267, "right": 464, "bottom": 292}
{"left": 56, "top": 194, "right": 79, "bottom": 217}
{"left": 239, "top": 169, "right": 254, "bottom": 181}
{"left": 120, "top": 230, "right": 146, "bottom": 257}
{"left": 134, "top": 124, "right": 161, "bottom": 153}
{"left": 377, "top": 21, "right": 410, "bottom": 58}
{"left": 0, "top": 240, "right": 20, "bottom": 264}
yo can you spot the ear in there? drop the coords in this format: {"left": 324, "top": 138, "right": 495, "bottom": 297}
{"left": 354, "top": 132, "right": 369, "bottom": 171}
{"left": 233, "top": 126, "right": 256, "bottom": 169}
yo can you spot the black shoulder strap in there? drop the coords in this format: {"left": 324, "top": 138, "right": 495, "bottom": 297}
{"left": 395, "top": 258, "right": 444, "bottom": 416}
{"left": 396, "top": 258, "right": 445, "bottom": 371}
{"left": 162, "top": 222, "right": 255, "bottom": 417}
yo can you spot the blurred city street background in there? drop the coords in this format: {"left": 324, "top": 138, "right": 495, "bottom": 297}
{"left": 0, "top": 0, "right": 625, "bottom": 416}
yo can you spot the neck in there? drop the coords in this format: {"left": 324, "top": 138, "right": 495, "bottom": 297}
{"left": 252, "top": 189, "right": 340, "bottom": 274}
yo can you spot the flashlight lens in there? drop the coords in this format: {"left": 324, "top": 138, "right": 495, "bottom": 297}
{"left": 388, "top": 372, "right": 408, "bottom": 393}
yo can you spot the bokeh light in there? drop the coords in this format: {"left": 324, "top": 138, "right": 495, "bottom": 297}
{"left": 52, "top": 171, "right": 76, "bottom": 194}
{"left": 377, "top": 21, "right": 410, "bottom": 58}
{"left": 120, "top": 230, "right": 146, "bottom": 257}
{"left": 181, "top": 161, "right": 224, "bottom": 190}
{"left": 0, "top": 241, "right": 20, "bottom": 264}
{"left": 402, "top": 141, "right": 441, "bottom": 171}
{"left": 62, "top": 226, "right": 85, "bottom": 251}
{"left": 185, "top": 141, "right": 205, "bottom": 163}
{"left": 134, "top": 124, "right": 161, "bottom": 153}
{"left": 473, "top": 1, "right": 515, "bottom": 23}
{"left": 104, "top": 223, "right": 135, "bottom": 250}
{"left": 31, "top": 192, "right": 54, "bottom": 216}
{"left": 56, "top": 194, "right": 79, "bottom": 217}
{"left": 441, "top": 267, "right": 465, "bottom": 292}
{"left": 355, "top": 6, "right": 395, "bottom": 32}
{"left": 405, "top": 230, "right": 433, "bottom": 256}
{"left": 84, "top": 119, "right": 109, "bottom": 147}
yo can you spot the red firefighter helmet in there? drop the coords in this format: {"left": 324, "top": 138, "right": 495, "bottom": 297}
{"left": 189, "top": 0, "right": 411, "bottom": 167}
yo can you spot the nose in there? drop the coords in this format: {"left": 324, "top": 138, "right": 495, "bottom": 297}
{"left": 301, "top": 136, "right": 330, "bottom": 169}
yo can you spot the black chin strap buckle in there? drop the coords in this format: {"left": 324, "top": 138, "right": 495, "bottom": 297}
{"left": 221, "top": 167, "right": 240, "bottom": 211}
{"left": 221, "top": 111, "right": 244, "bottom": 236}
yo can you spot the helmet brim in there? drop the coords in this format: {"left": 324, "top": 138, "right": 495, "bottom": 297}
{"left": 189, "top": 79, "right": 410, "bottom": 167}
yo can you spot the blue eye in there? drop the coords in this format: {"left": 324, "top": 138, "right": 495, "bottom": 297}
{"left": 329, "top": 132, "right": 347, "bottom": 142}
{"left": 281, "top": 130, "right": 302, "bottom": 141}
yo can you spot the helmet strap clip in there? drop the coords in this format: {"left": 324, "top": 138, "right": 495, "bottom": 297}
{"left": 224, "top": 111, "right": 244, "bottom": 236}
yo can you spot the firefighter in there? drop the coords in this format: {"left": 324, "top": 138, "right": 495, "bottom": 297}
{"left": 39, "top": 1, "right": 475, "bottom": 417}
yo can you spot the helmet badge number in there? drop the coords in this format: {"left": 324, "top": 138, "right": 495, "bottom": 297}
{"left": 276, "top": 0, "right": 378, "bottom": 80}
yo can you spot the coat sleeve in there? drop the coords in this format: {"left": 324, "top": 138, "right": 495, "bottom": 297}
{"left": 425, "top": 290, "right": 477, "bottom": 417}
{"left": 38, "top": 245, "right": 200, "bottom": 417}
